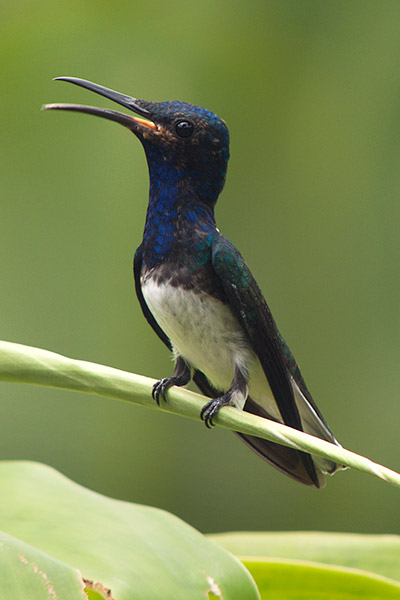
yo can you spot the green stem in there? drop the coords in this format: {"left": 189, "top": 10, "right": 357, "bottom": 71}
{"left": 1, "top": 340, "right": 399, "bottom": 488}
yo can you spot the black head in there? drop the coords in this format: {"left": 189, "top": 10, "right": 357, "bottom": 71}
{"left": 44, "top": 77, "right": 230, "bottom": 206}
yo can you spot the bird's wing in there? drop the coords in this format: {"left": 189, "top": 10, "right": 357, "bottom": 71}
{"left": 133, "top": 245, "right": 172, "bottom": 350}
{"left": 277, "top": 330, "right": 332, "bottom": 431}
{"left": 211, "top": 235, "right": 321, "bottom": 487}
{"left": 211, "top": 235, "right": 302, "bottom": 429}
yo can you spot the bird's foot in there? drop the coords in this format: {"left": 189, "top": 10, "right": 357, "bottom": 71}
{"left": 152, "top": 377, "right": 178, "bottom": 406}
{"left": 200, "top": 393, "right": 234, "bottom": 429}
{"left": 152, "top": 372, "right": 191, "bottom": 405}
{"left": 152, "top": 359, "right": 192, "bottom": 406}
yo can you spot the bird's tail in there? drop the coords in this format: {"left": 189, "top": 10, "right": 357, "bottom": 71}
{"left": 292, "top": 379, "right": 344, "bottom": 477}
{"left": 193, "top": 369, "right": 344, "bottom": 488}
{"left": 238, "top": 380, "right": 346, "bottom": 488}
{"left": 237, "top": 396, "right": 328, "bottom": 487}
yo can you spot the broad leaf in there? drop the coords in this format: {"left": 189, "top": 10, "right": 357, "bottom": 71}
{"left": 0, "top": 530, "right": 89, "bottom": 599}
{"left": 0, "top": 461, "right": 259, "bottom": 600}
{"left": 244, "top": 559, "right": 400, "bottom": 600}
{"left": 209, "top": 531, "right": 400, "bottom": 581}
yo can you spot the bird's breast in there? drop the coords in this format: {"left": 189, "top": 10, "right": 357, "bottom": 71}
{"left": 141, "top": 272, "right": 253, "bottom": 392}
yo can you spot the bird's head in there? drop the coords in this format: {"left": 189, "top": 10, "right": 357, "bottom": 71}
{"left": 44, "top": 77, "right": 230, "bottom": 207}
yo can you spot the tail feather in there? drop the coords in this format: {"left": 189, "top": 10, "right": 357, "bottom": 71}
{"left": 292, "top": 378, "right": 343, "bottom": 476}
{"left": 193, "top": 369, "right": 343, "bottom": 487}
{"left": 239, "top": 396, "right": 325, "bottom": 487}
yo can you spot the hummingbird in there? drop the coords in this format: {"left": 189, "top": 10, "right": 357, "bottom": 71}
{"left": 44, "top": 77, "right": 344, "bottom": 487}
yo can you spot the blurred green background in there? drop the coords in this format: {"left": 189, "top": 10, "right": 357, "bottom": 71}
{"left": 1, "top": 1, "right": 399, "bottom": 535}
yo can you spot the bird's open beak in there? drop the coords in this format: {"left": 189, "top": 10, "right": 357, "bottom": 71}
{"left": 42, "top": 77, "right": 158, "bottom": 132}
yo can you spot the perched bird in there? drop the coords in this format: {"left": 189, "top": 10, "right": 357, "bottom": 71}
{"left": 44, "top": 77, "right": 344, "bottom": 487}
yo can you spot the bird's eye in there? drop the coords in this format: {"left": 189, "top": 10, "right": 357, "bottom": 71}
{"left": 175, "top": 120, "right": 194, "bottom": 138}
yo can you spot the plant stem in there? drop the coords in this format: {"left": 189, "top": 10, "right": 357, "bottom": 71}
{"left": 0, "top": 340, "right": 399, "bottom": 488}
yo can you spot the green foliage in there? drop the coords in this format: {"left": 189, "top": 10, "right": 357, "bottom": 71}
{"left": 0, "top": 462, "right": 259, "bottom": 599}
{"left": 0, "top": 530, "right": 87, "bottom": 600}
{"left": 1, "top": 342, "right": 399, "bottom": 596}
{"left": 209, "top": 531, "right": 400, "bottom": 580}
{"left": 244, "top": 560, "right": 400, "bottom": 600}
{"left": 0, "top": 461, "right": 399, "bottom": 598}
{"left": 211, "top": 532, "right": 400, "bottom": 598}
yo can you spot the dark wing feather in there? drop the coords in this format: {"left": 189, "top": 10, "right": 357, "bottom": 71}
{"left": 278, "top": 330, "right": 334, "bottom": 434}
{"left": 236, "top": 398, "right": 322, "bottom": 486}
{"left": 211, "top": 236, "right": 320, "bottom": 487}
{"left": 133, "top": 245, "right": 172, "bottom": 350}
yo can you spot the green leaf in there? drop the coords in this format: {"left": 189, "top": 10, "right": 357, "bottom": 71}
{"left": 210, "top": 531, "right": 400, "bottom": 596}
{"left": 243, "top": 559, "right": 400, "bottom": 600}
{"left": 209, "top": 531, "right": 400, "bottom": 581}
{"left": 0, "top": 461, "right": 259, "bottom": 600}
{"left": 1, "top": 340, "right": 400, "bottom": 488}
{"left": 0, "top": 530, "right": 88, "bottom": 599}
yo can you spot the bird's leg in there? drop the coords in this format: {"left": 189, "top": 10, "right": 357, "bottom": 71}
{"left": 201, "top": 365, "right": 249, "bottom": 429}
{"left": 152, "top": 356, "right": 192, "bottom": 406}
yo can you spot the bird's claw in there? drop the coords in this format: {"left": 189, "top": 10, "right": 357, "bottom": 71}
{"left": 152, "top": 378, "right": 173, "bottom": 406}
{"left": 200, "top": 400, "right": 217, "bottom": 428}
{"left": 201, "top": 394, "right": 232, "bottom": 429}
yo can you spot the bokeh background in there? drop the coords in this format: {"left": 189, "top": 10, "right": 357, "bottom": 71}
{"left": 1, "top": 1, "right": 399, "bottom": 535}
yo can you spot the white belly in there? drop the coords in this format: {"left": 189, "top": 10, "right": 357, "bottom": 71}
{"left": 142, "top": 278, "right": 281, "bottom": 419}
{"left": 142, "top": 279, "right": 250, "bottom": 388}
